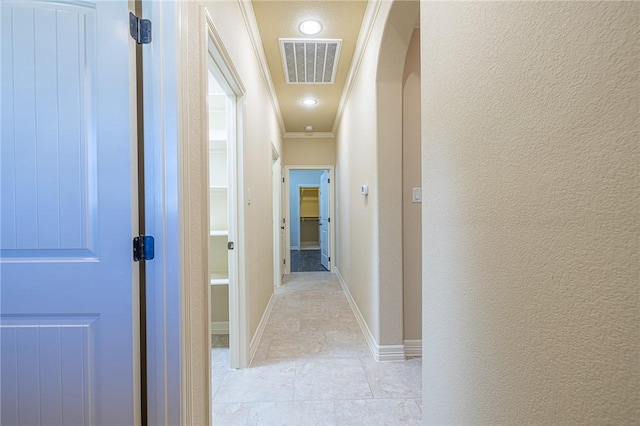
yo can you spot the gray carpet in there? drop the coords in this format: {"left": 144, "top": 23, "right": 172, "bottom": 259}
{"left": 290, "top": 250, "right": 328, "bottom": 272}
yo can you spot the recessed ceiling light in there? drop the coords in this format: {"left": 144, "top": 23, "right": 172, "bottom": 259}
{"left": 299, "top": 19, "right": 322, "bottom": 36}
{"left": 305, "top": 125, "right": 314, "bottom": 132}
{"left": 302, "top": 98, "right": 317, "bottom": 106}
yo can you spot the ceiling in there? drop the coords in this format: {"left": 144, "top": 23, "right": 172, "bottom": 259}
{"left": 251, "top": 0, "right": 368, "bottom": 135}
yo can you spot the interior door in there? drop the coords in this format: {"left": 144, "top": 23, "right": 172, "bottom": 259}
{"left": 271, "top": 155, "right": 282, "bottom": 286}
{"left": 319, "top": 171, "right": 330, "bottom": 271}
{"left": 1, "top": 1, "right": 139, "bottom": 424}
{"left": 280, "top": 165, "right": 286, "bottom": 276}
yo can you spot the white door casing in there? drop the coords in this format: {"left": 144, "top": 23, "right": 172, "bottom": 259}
{"left": 1, "top": 1, "right": 139, "bottom": 424}
{"left": 272, "top": 151, "right": 282, "bottom": 287}
{"left": 320, "top": 171, "right": 330, "bottom": 271}
{"left": 204, "top": 9, "right": 247, "bottom": 370}
{"left": 280, "top": 165, "right": 286, "bottom": 278}
{"left": 284, "top": 166, "right": 334, "bottom": 275}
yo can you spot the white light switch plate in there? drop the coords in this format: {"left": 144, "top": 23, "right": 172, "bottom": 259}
{"left": 412, "top": 187, "right": 422, "bottom": 203}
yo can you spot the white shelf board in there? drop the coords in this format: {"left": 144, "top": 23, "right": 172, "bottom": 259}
{"left": 210, "top": 271, "right": 229, "bottom": 286}
{"left": 210, "top": 230, "right": 228, "bottom": 236}
{"left": 209, "top": 186, "right": 228, "bottom": 191}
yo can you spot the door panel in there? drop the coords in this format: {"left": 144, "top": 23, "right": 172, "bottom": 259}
{"left": 319, "top": 171, "right": 330, "bottom": 270}
{"left": 280, "top": 166, "right": 285, "bottom": 277}
{"left": 1, "top": 1, "right": 137, "bottom": 424}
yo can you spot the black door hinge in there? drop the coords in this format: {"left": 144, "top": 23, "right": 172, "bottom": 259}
{"left": 328, "top": 178, "right": 330, "bottom": 183}
{"left": 328, "top": 257, "right": 331, "bottom": 262}
{"left": 282, "top": 177, "right": 285, "bottom": 183}
{"left": 133, "top": 235, "right": 155, "bottom": 262}
{"left": 328, "top": 217, "right": 331, "bottom": 223}
{"left": 129, "top": 12, "right": 152, "bottom": 44}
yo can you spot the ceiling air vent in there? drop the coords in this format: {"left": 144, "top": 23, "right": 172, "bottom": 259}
{"left": 279, "top": 38, "right": 342, "bottom": 84}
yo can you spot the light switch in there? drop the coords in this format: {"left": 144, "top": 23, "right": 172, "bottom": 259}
{"left": 412, "top": 187, "right": 422, "bottom": 203}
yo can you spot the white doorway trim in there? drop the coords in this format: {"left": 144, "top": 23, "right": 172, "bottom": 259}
{"left": 271, "top": 145, "right": 283, "bottom": 287}
{"left": 284, "top": 166, "right": 335, "bottom": 274}
{"left": 203, "top": 8, "right": 248, "bottom": 371}
{"left": 176, "top": 5, "right": 250, "bottom": 424}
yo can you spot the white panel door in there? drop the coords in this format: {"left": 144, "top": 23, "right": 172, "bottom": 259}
{"left": 1, "top": 1, "right": 138, "bottom": 425}
{"left": 280, "top": 166, "right": 286, "bottom": 277}
{"left": 319, "top": 171, "right": 330, "bottom": 271}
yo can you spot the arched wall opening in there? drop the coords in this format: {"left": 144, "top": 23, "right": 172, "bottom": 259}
{"left": 375, "top": 0, "right": 420, "bottom": 347}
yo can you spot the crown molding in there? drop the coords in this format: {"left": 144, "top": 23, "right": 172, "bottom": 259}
{"left": 237, "top": 0, "right": 286, "bottom": 135}
{"left": 284, "top": 132, "right": 335, "bottom": 140}
{"left": 332, "top": 0, "right": 383, "bottom": 135}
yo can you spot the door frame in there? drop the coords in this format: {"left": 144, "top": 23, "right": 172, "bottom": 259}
{"left": 284, "top": 166, "right": 335, "bottom": 274}
{"left": 203, "top": 8, "right": 247, "bottom": 371}
{"left": 271, "top": 146, "right": 283, "bottom": 287}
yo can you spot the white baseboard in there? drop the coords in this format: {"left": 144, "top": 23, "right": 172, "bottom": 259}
{"left": 210, "top": 321, "right": 229, "bottom": 335}
{"left": 248, "top": 292, "right": 276, "bottom": 365}
{"left": 335, "top": 268, "right": 405, "bottom": 361}
{"left": 404, "top": 339, "right": 422, "bottom": 357}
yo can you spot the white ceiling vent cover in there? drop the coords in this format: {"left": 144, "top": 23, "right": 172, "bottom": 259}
{"left": 279, "top": 38, "right": 342, "bottom": 84}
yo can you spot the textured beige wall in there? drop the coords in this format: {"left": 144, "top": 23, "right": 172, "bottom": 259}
{"left": 402, "top": 29, "right": 421, "bottom": 341}
{"left": 421, "top": 2, "right": 639, "bottom": 423}
{"left": 374, "top": 0, "right": 419, "bottom": 346}
{"left": 335, "top": 1, "right": 389, "bottom": 344}
{"left": 204, "top": 1, "right": 283, "bottom": 341}
{"left": 283, "top": 137, "right": 335, "bottom": 166}
{"left": 335, "top": 0, "right": 419, "bottom": 348}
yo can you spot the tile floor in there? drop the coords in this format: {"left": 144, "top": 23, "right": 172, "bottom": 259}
{"left": 212, "top": 272, "right": 422, "bottom": 425}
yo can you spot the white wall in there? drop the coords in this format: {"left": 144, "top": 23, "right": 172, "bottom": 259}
{"left": 289, "top": 169, "right": 325, "bottom": 249}
{"left": 421, "top": 2, "right": 639, "bottom": 423}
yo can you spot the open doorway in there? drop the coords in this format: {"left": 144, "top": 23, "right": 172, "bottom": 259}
{"left": 206, "top": 30, "right": 246, "bottom": 369}
{"left": 285, "top": 167, "right": 334, "bottom": 273}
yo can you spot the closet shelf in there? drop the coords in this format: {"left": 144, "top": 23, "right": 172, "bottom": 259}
{"left": 210, "top": 271, "right": 229, "bottom": 286}
{"left": 210, "top": 230, "right": 229, "bottom": 236}
{"left": 209, "top": 186, "right": 228, "bottom": 191}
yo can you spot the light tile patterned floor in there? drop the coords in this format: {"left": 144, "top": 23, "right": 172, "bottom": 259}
{"left": 212, "top": 272, "right": 422, "bottom": 425}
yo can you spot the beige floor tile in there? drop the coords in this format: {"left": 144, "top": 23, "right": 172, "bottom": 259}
{"left": 362, "top": 357, "right": 422, "bottom": 398}
{"left": 294, "top": 358, "right": 373, "bottom": 401}
{"left": 212, "top": 403, "right": 250, "bottom": 425}
{"left": 212, "top": 273, "right": 422, "bottom": 424}
{"left": 267, "top": 330, "right": 329, "bottom": 359}
{"left": 214, "top": 359, "right": 296, "bottom": 403}
{"left": 244, "top": 401, "right": 336, "bottom": 426}
{"left": 325, "top": 330, "right": 370, "bottom": 358}
{"left": 334, "top": 399, "right": 422, "bottom": 426}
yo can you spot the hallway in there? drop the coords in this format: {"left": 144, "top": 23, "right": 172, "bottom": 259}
{"left": 211, "top": 273, "right": 422, "bottom": 425}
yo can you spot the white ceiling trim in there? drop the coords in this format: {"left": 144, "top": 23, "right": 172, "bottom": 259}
{"left": 331, "top": 0, "right": 383, "bottom": 135}
{"left": 284, "top": 132, "right": 335, "bottom": 139}
{"left": 237, "top": 0, "right": 286, "bottom": 134}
